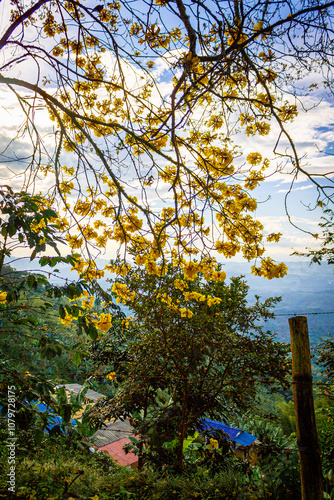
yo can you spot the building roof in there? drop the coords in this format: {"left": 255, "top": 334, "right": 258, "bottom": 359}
{"left": 92, "top": 419, "right": 134, "bottom": 448}
{"left": 55, "top": 383, "right": 106, "bottom": 402}
{"left": 201, "top": 418, "right": 256, "bottom": 446}
{"left": 98, "top": 437, "right": 138, "bottom": 467}
{"left": 201, "top": 418, "right": 257, "bottom": 447}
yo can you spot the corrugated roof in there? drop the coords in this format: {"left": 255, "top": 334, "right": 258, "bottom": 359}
{"left": 55, "top": 384, "right": 106, "bottom": 402}
{"left": 92, "top": 420, "right": 134, "bottom": 448}
{"left": 201, "top": 418, "right": 257, "bottom": 447}
{"left": 98, "top": 437, "right": 138, "bottom": 467}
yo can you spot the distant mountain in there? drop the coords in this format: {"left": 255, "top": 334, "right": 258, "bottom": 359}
{"left": 222, "top": 260, "right": 334, "bottom": 345}
{"left": 8, "top": 257, "right": 333, "bottom": 345}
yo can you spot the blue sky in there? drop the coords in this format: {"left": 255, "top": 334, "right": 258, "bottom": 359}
{"left": 0, "top": 0, "right": 333, "bottom": 269}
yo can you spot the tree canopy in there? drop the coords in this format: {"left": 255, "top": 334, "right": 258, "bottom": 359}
{"left": 90, "top": 262, "right": 290, "bottom": 469}
{"left": 1, "top": 0, "right": 334, "bottom": 277}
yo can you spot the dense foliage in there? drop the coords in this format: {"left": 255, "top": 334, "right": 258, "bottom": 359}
{"left": 88, "top": 262, "right": 290, "bottom": 470}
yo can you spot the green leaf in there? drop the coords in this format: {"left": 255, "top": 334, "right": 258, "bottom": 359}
{"left": 42, "top": 301, "right": 53, "bottom": 310}
{"left": 63, "top": 403, "right": 72, "bottom": 424}
{"left": 30, "top": 248, "right": 37, "bottom": 261}
{"left": 73, "top": 351, "right": 83, "bottom": 366}
{"left": 87, "top": 322, "right": 98, "bottom": 340}
{"left": 20, "top": 317, "right": 39, "bottom": 326}
{"left": 7, "top": 221, "right": 16, "bottom": 237}
{"left": 29, "top": 276, "right": 38, "bottom": 289}
{"left": 39, "top": 257, "right": 49, "bottom": 267}
{"left": 59, "top": 304, "right": 66, "bottom": 319}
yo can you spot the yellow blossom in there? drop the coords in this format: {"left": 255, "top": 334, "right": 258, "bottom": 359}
{"left": 106, "top": 372, "right": 117, "bottom": 382}
{"left": 174, "top": 279, "right": 188, "bottom": 291}
{"left": 207, "top": 295, "right": 222, "bottom": 307}
{"left": 112, "top": 282, "right": 135, "bottom": 304}
{"left": 66, "top": 235, "right": 83, "bottom": 249}
{"left": 246, "top": 152, "right": 262, "bottom": 165}
{"left": 122, "top": 316, "right": 132, "bottom": 329}
{"left": 179, "top": 308, "right": 194, "bottom": 318}
{"left": 209, "top": 270, "right": 226, "bottom": 282}
{"left": 96, "top": 313, "right": 112, "bottom": 332}
{"left": 63, "top": 165, "right": 75, "bottom": 175}
{"left": 183, "top": 291, "right": 206, "bottom": 302}
{"left": 71, "top": 258, "right": 86, "bottom": 274}
{"left": 215, "top": 241, "right": 240, "bottom": 257}
{"left": 145, "top": 259, "right": 158, "bottom": 275}
{"left": 0, "top": 291, "right": 7, "bottom": 304}
{"left": 251, "top": 257, "right": 288, "bottom": 279}
{"left": 59, "top": 310, "right": 74, "bottom": 326}
{"left": 182, "top": 261, "right": 200, "bottom": 280}
{"left": 266, "top": 232, "right": 282, "bottom": 243}
{"left": 135, "top": 254, "right": 146, "bottom": 266}
{"left": 60, "top": 180, "right": 74, "bottom": 194}
{"left": 209, "top": 438, "right": 219, "bottom": 449}
{"left": 82, "top": 295, "right": 95, "bottom": 310}
{"left": 31, "top": 219, "right": 46, "bottom": 232}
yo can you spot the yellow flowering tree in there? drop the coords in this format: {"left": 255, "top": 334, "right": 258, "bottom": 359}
{"left": 92, "top": 262, "right": 290, "bottom": 471}
{"left": 1, "top": 1, "right": 334, "bottom": 275}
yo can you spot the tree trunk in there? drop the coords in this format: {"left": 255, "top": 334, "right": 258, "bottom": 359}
{"left": 138, "top": 389, "right": 149, "bottom": 471}
{"left": 176, "top": 380, "right": 188, "bottom": 473}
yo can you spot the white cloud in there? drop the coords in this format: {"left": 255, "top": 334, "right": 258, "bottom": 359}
{"left": 277, "top": 184, "right": 314, "bottom": 193}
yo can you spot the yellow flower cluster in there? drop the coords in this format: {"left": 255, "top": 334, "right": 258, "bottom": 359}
{"left": 183, "top": 291, "right": 206, "bottom": 302}
{"left": 278, "top": 103, "right": 298, "bottom": 122}
{"left": 81, "top": 292, "right": 95, "bottom": 310}
{"left": 206, "top": 296, "right": 222, "bottom": 307}
{"left": 105, "top": 262, "right": 131, "bottom": 276}
{"left": 30, "top": 219, "right": 46, "bottom": 233}
{"left": 251, "top": 257, "right": 288, "bottom": 279}
{"left": 182, "top": 261, "right": 201, "bottom": 280}
{"left": 226, "top": 27, "right": 248, "bottom": 46}
{"left": 215, "top": 241, "right": 240, "bottom": 257}
{"left": 59, "top": 310, "right": 74, "bottom": 326}
{"left": 135, "top": 254, "right": 146, "bottom": 266}
{"left": 246, "top": 152, "right": 262, "bottom": 166}
{"left": 0, "top": 291, "right": 7, "bottom": 304}
{"left": 266, "top": 232, "right": 282, "bottom": 243}
{"left": 60, "top": 181, "right": 74, "bottom": 194}
{"left": 67, "top": 234, "right": 83, "bottom": 249}
{"left": 106, "top": 371, "right": 117, "bottom": 382}
{"left": 157, "top": 293, "right": 179, "bottom": 311}
{"left": 122, "top": 317, "right": 132, "bottom": 329}
{"left": 209, "top": 438, "right": 219, "bottom": 449}
{"left": 179, "top": 308, "right": 194, "bottom": 318}
{"left": 82, "top": 262, "right": 105, "bottom": 281}
{"left": 208, "top": 270, "right": 226, "bottom": 282}
{"left": 94, "top": 313, "right": 112, "bottom": 332}
{"left": 244, "top": 169, "right": 265, "bottom": 190}
{"left": 174, "top": 279, "right": 188, "bottom": 291}
{"left": 111, "top": 282, "right": 135, "bottom": 304}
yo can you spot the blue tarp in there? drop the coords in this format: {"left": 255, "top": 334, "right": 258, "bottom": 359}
{"left": 35, "top": 402, "right": 77, "bottom": 431}
{"left": 200, "top": 418, "right": 257, "bottom": 447}
{"left": 0, "top": 402, "right": 77, "bottom": 432}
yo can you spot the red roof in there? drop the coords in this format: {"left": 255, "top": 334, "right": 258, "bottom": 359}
{"left": 98, "top": 437, "right": 138, "bottom": 467}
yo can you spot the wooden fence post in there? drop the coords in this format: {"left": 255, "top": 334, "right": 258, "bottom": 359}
{"left": 288, "top": 315, "right": 323, "bottom": 500}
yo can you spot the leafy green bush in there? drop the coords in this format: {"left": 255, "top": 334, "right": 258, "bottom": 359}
{"left": 0, "top": 431, "right": 290, "bottom": 500}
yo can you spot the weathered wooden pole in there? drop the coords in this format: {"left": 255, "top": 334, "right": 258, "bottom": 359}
{"left": 289, "top": 315, "right": 323, "bottom": 500}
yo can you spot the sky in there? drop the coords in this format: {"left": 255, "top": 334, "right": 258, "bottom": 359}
{"left": 0, "top": 0, "right": 333, "bottom": 270}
